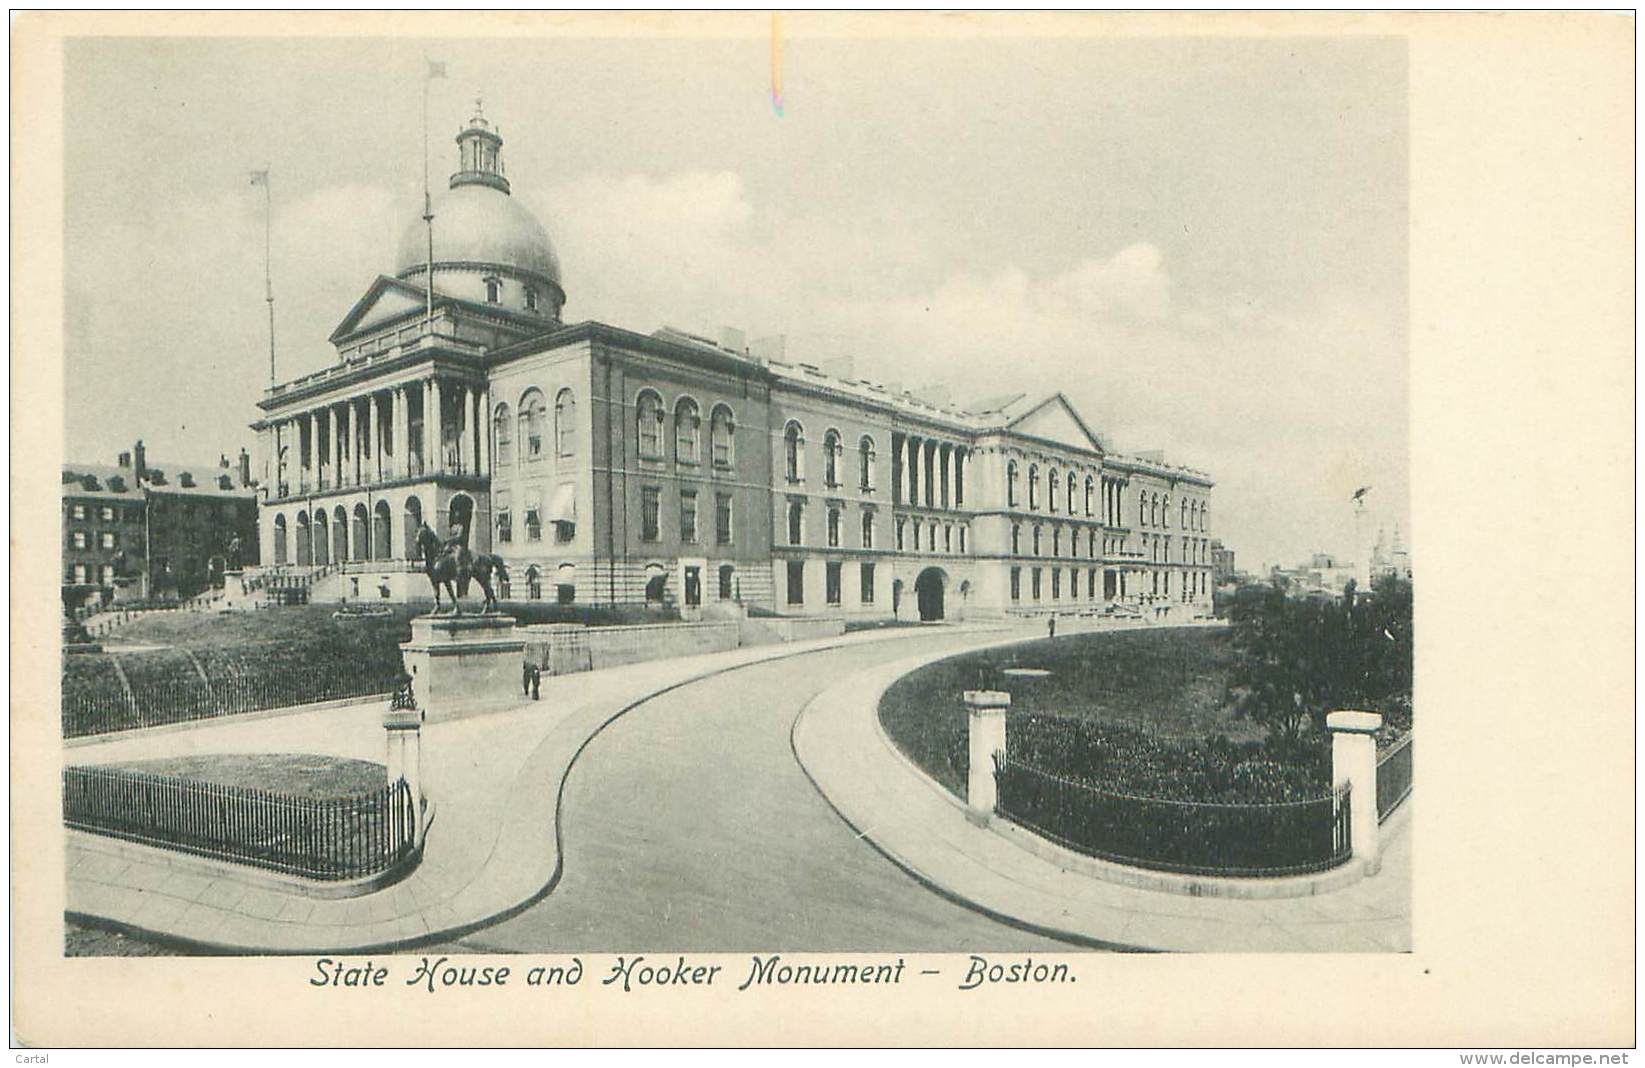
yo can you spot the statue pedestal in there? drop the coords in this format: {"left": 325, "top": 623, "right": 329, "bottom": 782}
{"left": 399, "top": 615, "right": 525, "bottom": 722}
{"left": 219, "top": 570, "right": 250, "bottom": 611}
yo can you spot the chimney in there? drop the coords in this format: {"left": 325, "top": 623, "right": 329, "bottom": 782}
{"left": 133, "top": 440, "right": 147, "bottom": 483}
{"left": 749, "top": 334, "right": 786, "bottom": 365}
{"left": 237, "top": 448, "right": 252, "bottom": 487}
{"left": 219, "top": 453, "right": 229, "bottom": 469}
{"left": 117, "top": 450, "right": 131, "bottom": 468}
{"left": 179, "top": 471, "right": 196, "bottom": 489}
{"left": 717, "top": 325, "right": 747, "bottom": 353}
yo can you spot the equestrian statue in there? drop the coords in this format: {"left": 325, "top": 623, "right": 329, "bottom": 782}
{"left": 415, "top": 522, "right": 510, "bottom": 615}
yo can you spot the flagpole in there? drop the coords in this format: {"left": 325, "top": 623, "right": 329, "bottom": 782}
{"left": 423, "top": 64, "right": 435, "bottom": 335}
{"left": 263, "top": 165, "right": 276, "bottom": 387}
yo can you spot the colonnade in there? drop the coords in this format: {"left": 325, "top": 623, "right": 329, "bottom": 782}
{"left": 890, "top": 431, "right": 969, "bottom": 511}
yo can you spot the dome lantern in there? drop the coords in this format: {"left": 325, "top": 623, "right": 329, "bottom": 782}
{"left": 451, "top": 96, "right": 509, "bottom": 194}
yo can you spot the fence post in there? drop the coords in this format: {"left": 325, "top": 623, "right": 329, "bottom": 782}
{"left": 1327, "top": 709, "right": 1383, "bottom": 875}
{"left": 963, "top": 690, "right": 1011, "bottom": 827}
{"left": 383, "top": 679, "right": 425, "bottom": 847}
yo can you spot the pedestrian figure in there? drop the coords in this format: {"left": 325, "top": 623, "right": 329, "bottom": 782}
{"left": 522, "top": 660, "right": 542, "bottom": 700}
{"left": 1048, "top": 615, "right": 1057, "bottom": 640}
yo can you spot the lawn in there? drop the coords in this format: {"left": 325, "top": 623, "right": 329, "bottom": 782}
{"left": 96, "top": 753, "right": 387, "bottom": 800}
{"left": 879, "top": 627, "right": 1256, "bottom": 798}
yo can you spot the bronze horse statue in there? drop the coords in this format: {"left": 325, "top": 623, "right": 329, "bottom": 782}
{"left": 415, "top": 525, "right": 510, "bottom": 615}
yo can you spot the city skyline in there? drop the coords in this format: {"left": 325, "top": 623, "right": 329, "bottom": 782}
{"left": 62, "top": 31, "right": 1409, "bottom": 572}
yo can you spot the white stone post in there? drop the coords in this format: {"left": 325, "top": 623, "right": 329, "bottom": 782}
{"left": 1328, "top": 709, "right": 1383, "bottom": 875}
{"left": 964, "top": 689, "right": 1011, "bottom": 826}
{"left": 384, "top": 706, "right": 425, "bottom": 847}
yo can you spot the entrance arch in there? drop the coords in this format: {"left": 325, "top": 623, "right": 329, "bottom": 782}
{"left": 403, "top": 496, "right": 423, "bottom": 559}
{"left": 449, "top": 493, "right": 475, "bottom": 546}
{"left": 312, "top": 509, "right": 329, "bottom": 566}
{"left": 914, "top": 567, "right": 947, "bottom": 622}
{"left": 373, "top": 500, "right": 392, "bottom": 560}
{"left": 332, "top": 505, "right": 349, "bottom": 564}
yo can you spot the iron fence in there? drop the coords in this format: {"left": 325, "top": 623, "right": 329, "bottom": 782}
{"left": 1376, "top": 733, "right": 1413, "bottom": 822}
{"left": 994, "top": 756, "right": 1352, "bottom": 877}
{"left": 63, "top": 765, "right": 417, "bottom": 881}
{"left": 62, "top": 665, "right": 402, "bottom": 738}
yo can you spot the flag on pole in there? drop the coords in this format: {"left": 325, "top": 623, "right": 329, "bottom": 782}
{"left": 249, "top": 168, "right": 269, "bottom": 187}
{"left": 426, "top": 59, "right": 447, "bottom": 80}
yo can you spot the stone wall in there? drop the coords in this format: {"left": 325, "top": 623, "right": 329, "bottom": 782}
{"left": 522, "top": 620, "right": 743, "bottom": 674}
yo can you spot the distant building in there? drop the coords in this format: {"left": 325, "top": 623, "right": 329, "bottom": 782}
{"left": 62, "top": 440, "right": 259, "bottom": 604}
{"left": 1210, "top": 539, "right": 1237, "bottom": 584}
{"left": 1371, "top": 525, "right": 1413, "bottom": 583}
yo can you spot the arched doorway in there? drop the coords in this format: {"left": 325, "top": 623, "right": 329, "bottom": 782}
{"left": 914, "top": 567, "right": 946, "bottom": 622}
{"left": 448, "top": 493, "right": 475, "bottom": 546}
{"left": 312, "top": 510, "right": 329, "bottom": 566}
{"left": 272, "top": 514, "right": 288, "bottom": 565}
{"left": 332, "top": 505, "right": 349, "bottom": 565}
{"left": 295, "top": 511, "right": 312, "bottom": 566}
{"left": 373, "top": 500, "right": 392, "bottom": 560}
{"left": 403, "top": 496, "right": 423, "bottom": 559}
{"left": 351, "top": 504, "right": 369, "bottom": 562}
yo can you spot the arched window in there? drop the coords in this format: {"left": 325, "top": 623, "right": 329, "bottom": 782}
{"left": 1033, "top": 525, "right": 1043, "bottom": 555}
{"left": 710, "top": 405, "right": 735, "bottom": 468}
{"left": 1163, "top": 494, "right": 1171, "bottom": 528}
{"left": 493, "top": 403, "right": 513, "bottom": 466}
{"left": 519, "top": 389, "right": 546, "bottom": 463}
{"left": 858, "top": 436, "right": 876, "bottom": 491}
{"left": 1151, "top": 493, "right": 1160, "bottom": 528}
{"left": 1053, "top": 527, "right": 1061, "bottom": 557}
{"left": 1048, "top": 468, "right": 1060, "bottom": 512}
{"left": 787, "top": 500, "right": 804, "bottom": 545}
{"left": 784, "top": 421, "right": 805, "bottom": 482}
{"left": 861, "top": 511, "right": 874, "bottom": 548}
{"left": 827, "top": 507, "right": 841, "bottom": 547}
{"left": 1011, "top": 523, "right": 1021, "bottom": 555}
{"left": 1181, "top": 498, "right": 1188, "bottom": 530}
{"left": 636, "top": 391, "right": 665, "bottom": 459}
{"left": 823, "top": 429, "right": 842, "bottom": 487}
{"left": 1139, "top": 490, "right": 1147, "bottom": 527}
{"left": 1202, "top": 504, "right": 1209, "bottom": 531}
{"left": 675, "top": 396, "right": 701, "bottom": 464}
{"left": 555, "top": 389, "right": 576, "bottom": 458}
{"left": 1029, "top": 465, "right": 1040, "bottom": 509}
{"left": 272, "top": 514, "right": 288, "bottom": 565}
{"left": 1007, "top": 461, "right": 1020, "bottom": 507}
{"left": 1071, "top": 473, "right": 1081, "bottom": 515}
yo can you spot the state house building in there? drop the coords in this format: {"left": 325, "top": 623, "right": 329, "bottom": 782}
{"left": 253, "top": 104, "right": 1214, "bottom": 621}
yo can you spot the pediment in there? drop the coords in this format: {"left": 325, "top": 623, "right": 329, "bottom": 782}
{"left": 329, "top": 276, "right": 430, "bottom": 344}
{"left": 1007, "top": 393, "right": 1107, "bottom": 454}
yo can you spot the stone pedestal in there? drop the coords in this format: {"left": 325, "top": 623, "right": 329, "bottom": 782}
{"left": 964, "top": 690, "right": 1011, "bottom": 827}
{"left": 1328, "top": 709, "right": 1383, "bottom": 875}
{"left": 383, "top": 707, "right": 425, "bottom": 847}
{"left": 399, "top": 614, "right": 526, "bottom": 722}
{"left": 218, "top": 570, "right": 251, "bottom": 611}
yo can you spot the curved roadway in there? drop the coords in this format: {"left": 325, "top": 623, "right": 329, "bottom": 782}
{"left": 440, "top": 633, "right": 1076, "bottom": 952}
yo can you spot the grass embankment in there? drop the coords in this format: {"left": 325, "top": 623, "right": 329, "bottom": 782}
{"left": 97, "top": 753, "right": 386, "bottom": 800}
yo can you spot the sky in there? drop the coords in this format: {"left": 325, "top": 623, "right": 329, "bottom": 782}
{"left": 63, "top": 29, "right": 1409, "bottom": 573}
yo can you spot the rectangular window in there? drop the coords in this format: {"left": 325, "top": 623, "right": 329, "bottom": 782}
{"left": 1032, "top": 567, "right": 1042, "bottom": 600}
{"left": 72, "top": 564, "right": 88, "bottom": 584}
{"left": 943, "top": 525, "right": 952, "bottom": 553}
{"left": 70, "top": 531, "right": 88, "bottom": 550}
{"left": 99, "top": 564, "right": 114, "bottom": 585}
{"left": 1052, "top": 569, "right": 1061, "bottom": 599}
{"left": 959, "top": 527, "right": 967, "bottom": 553}
{"left": 71, "top": 504, "right": 87, "bottom": 521}
{"left": 826, "top": 562, "right": 842, "bottom": 605}
{"left": 680, "top": 490, "right": 699, "bottom": 543}
{"left": 495, "top": 490, "right": 511, "bottom": 544}
{"left": 99, "top": 505, "right": 114, "bottom": 521}
{"left": 860, "top": 562, "right": 875, "bottom": 603}
{"left": 715, "top": 493, "right": 733, "bottom": 546}
{"left": 786, "top": 560, "right": 805, "bottom": 605}
{"left": 718, "top": 565, "right": 734, "bottom": 601}
{"left": 1010, "top": 566, "right": 1022, "bottom": 602}
{"left": 895, "top": 518, "right": 905, "bottom": 551}
{"left": 525, "top": 491, "right": 542, "bottom": 542}
{"left": 641, "top": 486, "right": 661, "bottom": 542}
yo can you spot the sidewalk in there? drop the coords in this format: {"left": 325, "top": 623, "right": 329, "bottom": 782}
{"left": 66, "top": 622, "right": 997, "bottom": 953}
{"left": 791, "top": 635, "right": 1412, "bottom": 953}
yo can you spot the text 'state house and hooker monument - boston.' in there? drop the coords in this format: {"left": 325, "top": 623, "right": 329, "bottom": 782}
{"left": 253, "top": 102, "right": 1214, "bottom": 622}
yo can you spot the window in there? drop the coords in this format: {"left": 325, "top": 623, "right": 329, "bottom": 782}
{"left": 858, "top": 436, "right": 876, "bottom": 491}
{"left": 1089, "top": 530, "right": 1098, "bottom": 557}
{"left": 826, "top": 562, "right": 842, "bottom": 606}
{"left": 1033, "top": 526, "right": 1043, "bottom": 555}
{"left": 928, "top": 524, "right": 937, "bottom": 552}
{"left": 826, "top": 507, "right": 841, "bottom": 548}
{"left": 99, "top": 564, "right": 114, "bottom": 586}
{"left": 484, "top": 277, "right": 501, "bottom": 303}
{"left": 1010, "top": 566, "right": 1021, "bottom": 602}
{"left": 1182, "top": 499, "right": 1188, "bottom": 529}
{"left": 715, "top": 493, "right": 733, "bottom": 546}
{"left": 783, "top": 421, "right": 805, "bottom": 482}
{"left": 520, "top": 389, "right": 546, "bottom": 462}
{"left": 1031, "top": 567, "right": 1042, "bottom": 600}
{"left": 99, "top": 505, "right": 114, "bottom": 522}
{"left": 860, "top": 562, "right": 875, "bottom": 603}
{"left": 1007, "top": 461, "right": 1019, "bottom": 507}
{"left": 493, "top": 403, "right": 514, "bottom": 465}
{"left": 680, "top": 490, "right": 699, "bottom": 543}
{"left": 823, "top": 430, "right": 842, "bottom": 487}
{"left": 641, "top": 486, "right": 661, "bottom": 541}
{"left": 711, "top": 405, "right": 735, "bottom": 468}
{"left": 959, "top": 526, "right": 967, "bottom": 554}
{"left": 1052, "top": 569, "right": 1061, "bottom": 599}
{"left": 1011, "top": 524, "right": 1021, "bottom": 554}
{"left": 896, "top": 517, "right": 906, "bottom": 550}
{"left": 637, "top": 391, "right": 665, "bottom": 459}
{"left": 1139, "top": 491, "right": 1147, "bottom": 527}
{"left": 861, "top": 511, "right": 874, "bottom": 548}
{"left": 719, "top": 564, "right": 735, "bottom": 601}
{"left": 1048, "top": 469, "right": 1059, "bottom": 512}
{"left": 71, "top": 504, "right": 87, "bottom": 521}
{"left": 72, "top": 564, "right": 88, "bottom": 584}
{"left": 675, "top": 397, "right": 701, "bottom": 464}
{"left": 1163, "top": 495, "right": 1171, "bottom": 528}
{"left": 1053, "top": 528, "right": 1061, "bottom": 557}
{"left": 495, "top": 490, "right": 512, "bottom": 543}
{"left": 646, "top": 569, "right": 668, "bottom": 604}
{"left": 787, "top": 501, "right": 804, "bottom": 546}
{"left": 555, "top": 389, "right": 576, "bottom": 458}
{"left": 70, "top": 531, "right": 88, "bottom": 550}
{"left": 786, "top": 560, "right": 805, "bottom": 605}
{"left": 1089, "top": 569, "right": 1098, "bottom": 598}
{"left": 558, "top": 578, "right": 576, "bottom": 604}
{"left": 524, "top": 286, "right": 539, "bottom": 312}
{"left": 943, "top": 525, "right": 952, "bottom": 553}
{"left": 684, "top": 565, "right": 702, "bottom": 608}
{"left": 525, "top": 491, "right": 542, "bottom": 542}
{"left": 1029, "top": 465, "right": 1040, "bottom": 509}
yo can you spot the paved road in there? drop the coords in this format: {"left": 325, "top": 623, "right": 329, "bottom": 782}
{"left": 439, "top": 633, "right": 1076, "bottom": 952}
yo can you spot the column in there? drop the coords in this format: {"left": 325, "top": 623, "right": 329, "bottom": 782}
{"left": 964, "top": 689, "right": 1011, "bottom": 826}
{"left": 478, "top": 386, "right": 490, "bottom": 477}
{"left": 342, "top": 399, "right": 356, "bottom": 486}
{"left": 954, "top": 448, "right": 966, "bottom": 509}
{"left": 394, "top": 385, "right": 409, "bottom": 480}
{"left": 906, "top": 436, "right": 919, "bottom": 507}
{"left": 464, "top": 385, "right": 477, "bottom": 474}
{"left": 939, "top": 444, "right": 951, "bottom": 510}
{"left": 924, "top": 441, "right": 936, "bottom": 508}
{"left": 429, "top": 378, "right": 444, "bottom": 474}
{"left": 890, "top": 432, "right": 903, "bottom": 504}
{"left": 368, "top": 392, "right": 381, "bottom": 484}
{"left": 302, "top": 411, "right": 315, "bottom": 491}
{"left": 1328, "top": 710, "right": 1383, "bottom": 874}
